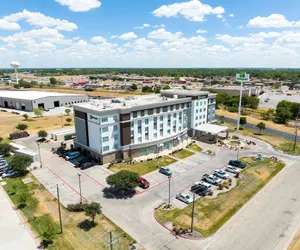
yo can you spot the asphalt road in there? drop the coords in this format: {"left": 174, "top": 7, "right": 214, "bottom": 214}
{"left": 216, "top": 115, "right": 300, "bottom": 142}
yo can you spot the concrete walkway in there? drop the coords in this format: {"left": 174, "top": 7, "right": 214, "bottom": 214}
{"left": 0, "top": 185, "right": 38, "bottom": 250}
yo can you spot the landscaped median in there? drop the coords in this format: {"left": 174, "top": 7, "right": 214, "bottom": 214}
{"left": 186, "top": 143, "right": 203, "bottom": 152}
{"left": 171, "top": 149, "right": 194, "bottom": 159}
{"left": 155, "top": 157, "right": 285, "bottom": 237}
{"left": 1, "top": 174, "right": 135, "bottom": 249}
{"left": 109, "top": 156, "right": 177, "bottom": 176}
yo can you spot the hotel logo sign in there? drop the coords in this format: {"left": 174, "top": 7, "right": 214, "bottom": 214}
{"left": 88, "top": 114, "right": 100, "bottom": 124}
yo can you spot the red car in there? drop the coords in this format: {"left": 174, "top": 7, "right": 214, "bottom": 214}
{"left": 139, "top": 177, "right": 150, "bottom": 189}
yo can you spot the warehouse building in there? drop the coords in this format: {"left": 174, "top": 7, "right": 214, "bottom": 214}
{"left": 73, "top": 89, "right": 222, "bottom": 164}
{"left": 0, "top": 91, "right": 88, "bottom": 111}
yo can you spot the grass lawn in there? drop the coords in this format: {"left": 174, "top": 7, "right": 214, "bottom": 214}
{"left": 110, "top": 156, "right": 177, "bottom": 176}
{"left": 155, "top": 157, "right": 285, "bottom": 237}
{"left": 1, "top": 174, "right": 135, "bottom": 249}
{"left": 276, "top": 142, "right": 300, "bottom": 155}
{"left": 186, "top": 144, "right": 203, "bottom": 152}
{"left": 171, "top": 149, "right": 194, "bottom": 159}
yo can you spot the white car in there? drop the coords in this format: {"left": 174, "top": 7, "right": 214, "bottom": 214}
{"left": 214, "top": 169, "right": 230, "bottom": 180}
{"left": 194, "top": 181, "right": 212, "bottom": 190}
{"left": 225, "top": 165, "right": 240, "bottom": 174}
{"left": 176, "top": 193, "right": 193, "bottom": 204}
{"left": 203, "top": 174, "right": 222, "bottom": 185}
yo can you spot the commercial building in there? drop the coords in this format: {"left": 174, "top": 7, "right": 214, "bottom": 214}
{"left": 73, "top": 89, "right": 217, "bottom": 164}
{"left": 0, "top": 91, "right": 88, "bottom": 111}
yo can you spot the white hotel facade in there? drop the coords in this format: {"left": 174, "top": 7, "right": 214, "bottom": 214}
{"left": 73, "top": 90, "right": 216, "bottom": 164}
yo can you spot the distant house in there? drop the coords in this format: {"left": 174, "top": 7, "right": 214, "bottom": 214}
{"left": 143, "top": 79, "right": 153, "bottom": 84}
{"left": 72, "top": 80, "right": 88, "bottom": 88}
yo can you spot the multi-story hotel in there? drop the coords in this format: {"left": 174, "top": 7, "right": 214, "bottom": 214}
{"left": 73, "top": 89, "right": 216, "bottom": 164}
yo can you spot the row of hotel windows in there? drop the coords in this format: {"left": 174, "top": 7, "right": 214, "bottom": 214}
{"left": 100, "top": 116, "right": 118, "bottom": 124}
{"left": 132, "top": 103, "right": 189, "bottom": 118}
{"left": 195, "top": 100, "right": 207, "bottom": 106}
{"left": 131, "top": 112, "right": 184, "bottom": 127}
{"left": 102, "top": 144, "right": 119, "bottom": 152}
{"left": 100, "top": 125, "right": 118, "bottom": 133}
{"left": 195, "top": 108, "right": 206, "bottom": 113}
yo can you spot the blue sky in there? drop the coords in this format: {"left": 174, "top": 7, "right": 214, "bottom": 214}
{"left": 1, "top": 0, "right": 300, "bottom": 68}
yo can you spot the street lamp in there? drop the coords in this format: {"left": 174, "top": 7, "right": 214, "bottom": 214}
{"left": 190, "top": 192, "right": 196, "bottom": 233}
{"left": 37, "top": 142, "right": 42, "bottom": 168}
{"left": 168, "top": 176, "right": 171, "bottom": 208}
{"left": 78, "top": 174, "right": 82, "bottom": 204}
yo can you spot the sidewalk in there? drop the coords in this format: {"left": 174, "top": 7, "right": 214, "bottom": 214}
{"left": 0, "top": 185, "right": 38, "bottom": 250}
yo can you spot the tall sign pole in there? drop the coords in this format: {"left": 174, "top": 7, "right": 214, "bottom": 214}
{"left": 57, "top": 184, "right": 63, "bottom": 234}
{"left": 235, "top": 72, "right": 250, "bottom": 131}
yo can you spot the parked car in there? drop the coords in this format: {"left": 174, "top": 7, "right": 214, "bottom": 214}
{"left": 176, "top": 193, "right": 193, "bottom": 204}
{"left": 190, "top": 183, "right": 209, "bottom": 195}
{"left": 2, "top": 170, "right": 17, "bottom": 178}
{"left": 191, "top": 181, "right": 212, "bottom": 190}
{"left": 0, "top": 160, "right": 7, "bottom": 167}
{"left": 159, "top": 167, "right": 172, "bottom": 176}
{"left": 65, "top": 151, "right": 81, "bottom": 160}
{"left": 214, "top": 169, "right": 230, "bottom": 180}
{"left": 225, "top": 165, "right": 240, "bottom": 174}
{"left": 202, "top": 174, "right": 222, "bottom": 185}
{"left": 80, "top": 162, "right": 95, "bottom": 170}
{"left": 229, "top": 160, "right": 246, "bottom": 169}
{"left": 139, "top": 177, "right": 150, "bottom": 189}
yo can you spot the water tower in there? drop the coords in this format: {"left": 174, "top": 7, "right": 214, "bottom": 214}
{"left": 10, "top": 61, "right": 20, "bottom": 85}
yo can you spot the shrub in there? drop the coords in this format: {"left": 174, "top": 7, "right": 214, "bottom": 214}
{"left": 228, "top": 178, "right": 232, "bottom": 186}
{"left": 218, "top": 183, "right": 224, "bottom": 190}
{"left": 223, "top": 181, "right": 229, "bottom": 189}
{"left": 208, "top": 190, "right": 213, "bottom": 196}
{"left": 228, "top": 106, "right": 238, "bottom": 113}
{"left": 67, "top": 203, "right": 84, "bottom": 212}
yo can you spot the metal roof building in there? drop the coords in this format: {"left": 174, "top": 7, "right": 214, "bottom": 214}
{"left": 0, "top": 90, "right": 88, "bottom": 111}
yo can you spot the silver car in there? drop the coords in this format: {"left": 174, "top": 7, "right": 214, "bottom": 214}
{"left": 176, "top": 193, "right": 193, "bottom": 204}
{"left": 225, "top": 165, "right": 240, "bottom": 174}
{"left": 214, "top": 169, "right": 230, "bottom": 180}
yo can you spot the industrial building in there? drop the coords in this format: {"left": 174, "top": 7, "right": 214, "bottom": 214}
{"left": 0, "top": 91, "right": 88, "bottom": 111}
{"left": 73, "top": 89, "right": 222, "bottom": 164}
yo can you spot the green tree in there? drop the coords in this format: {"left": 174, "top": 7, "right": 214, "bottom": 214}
{"left": 33, "top": 108, "right": 44, "bottom": 117}
{"left": 261, "top": 109, "right": 274, "bottom": 121}
{"left": 66, "top": 118, "right": 72, "bottom": 124}
{"left": 106, "top": 170, "right": 140, "bottom": 192}
{"left": 256, "top": 122, "right": 266, "bottom": 134}
{"left": 162, "top": 85, "right": 171, "bottom": 90}
{"left": 9, "top": 155, "right": 33, "bottom": 176}
{"left": 0, "top": 142, "right": 12, "bottom": 157}
{"left": 49, "top": 77, "right": 57, "bottom": 85}
{"left": 16, "top": 123, "right": 28, "bottom": 131}
{"left": 239, "top": 117, "right": 247, "bottom": 129}
{"left": 19, "top": 192, "right": 28, "bottom": 205}
{"left": 83, "top": 202, "right": 102, "bottom": 224}
{"left": 38, "top": 130, "right": 48, "bottom": 139}
{"left": 23, "top": 114, "right": 29, "bottom": 121}
{"left": 220, "top": 115, "right": 225, "bottom": 124}
{"left": 131, "top": 84, "right": 137, "bottom": 90}
{"left": 65, "top": 108, "right": 71, "bottom": 116}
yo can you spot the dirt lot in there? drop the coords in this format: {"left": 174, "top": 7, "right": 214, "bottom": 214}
{"left": 0, "top": 112, "right": 73, "bottom": 139}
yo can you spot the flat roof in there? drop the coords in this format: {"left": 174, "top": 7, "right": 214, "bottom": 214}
{"left": 161, "top": 89, "right": 210, "bottom": 97}
{"left": 195, "top": 123, "right": 229, "bottom": 134}
{"left": 74, "top": 94, "right": 191, "bottom": 113}
{"left": 0, "top": 91, "right": 86, "bottom": 101}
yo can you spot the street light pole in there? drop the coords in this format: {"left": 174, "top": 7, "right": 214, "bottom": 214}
{"left": 78, "top": 174, "right": 82, "bottom": 204}
{"left": 56, "top": 184, "right": 63, "bottom": 234}
{"left": 168, "top": 176, "right": 171, "bottom": 208}
{"left": 190, "top": 192, "right": 196, "bottom": 233}
{"left": 37, "top": 142, "right": 42, "bottom": 168}
{"left": 236, "top": 80, "right": 243, "bottom": 132}
{"left": 293, "top": 111, "right": 300, "bottom": 151}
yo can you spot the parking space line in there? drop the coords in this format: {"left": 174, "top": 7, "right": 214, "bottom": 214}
{"left": 76, "top": 168, "right": 106, "bottom": 188}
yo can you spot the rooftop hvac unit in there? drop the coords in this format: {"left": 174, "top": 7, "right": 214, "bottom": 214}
{"left": 103, "top": 103, "right": 108, "bottom": 109}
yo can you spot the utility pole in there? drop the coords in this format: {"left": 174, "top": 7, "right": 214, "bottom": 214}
{"left": 168, "top": 176, "right": 171, "bottom": 208}
{"left": 190, "top": 192, "right": 196, "bottom": 233}
{"left": 78, "top": 174, "right": 82, "bottom": 204}
{"left": 56, "top": 184, "right": 63, "bottom": 234}
{"left": 293, "top": 111, "right": 300, "bottom": 151}
{"left": 236, "top": 81, "right": 243, "bottom": 132}
{"left": 37, "top": 142, "right": 42, "bottom": 168}
{"left": 109, "top": 230, "right": 113, "bottom": 250}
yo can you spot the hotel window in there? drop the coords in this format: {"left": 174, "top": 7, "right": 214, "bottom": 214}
{"left": 114, "top": 125, "right": 118, "bottom": 131}
{"left": 160, "top": 130, "right": 163, "bottom": 136}
{"left": 204, "top": 101, "right": 206, "bottom": 105}
{"left": 203, "top": 115, "right": 206, "bottom": 118}
{"left": 102, "top": 136, "right": 109, "bottom": 142}
{"left": 137, "top": 111, "right": 141, "bottom": 117}
{"left": 160, "top": 107, "right": 163, "bottom": 113}
{"left": 195, "top": 123, "right": 198, "bottom": 127}
{"left": 138, "top": 127, "right": 142, "bottom": 133}
{"left": 113, "top": 116, "right": 118, "bottom": 122}
{"left": 184, "top": 103, "right": 187, "bottom": 108}
{"left": 114, "top": 144, "right": 119, "bottom": 149}
{"left": 204, "top": 108, "right": 206, "bottom": 111}
{"left": 154, "top": 133, "right": 157, "bottom": 139}
{"left": 173, "top": 113, "right": 176, "bottom": 118}
{"left": 173, "top": 126, "right": 176, "bottom": 133}
{"left": 145, "top": 127, "right": 149, "bottom": 132}
{"left": 160, "top": 123, "right": 163, "bottom": 128}
{"left": 102, "top": 127, "right": 108, "bottom": 133}
{"left": 144, "top": 110, "right": 148, "bottom": 116}
{"left": 153, "top": 108, "right": 157, "bottom": 114}
{"left": 160, "top": 115, "right": 163, "bottom": 121}
{"left": 168, "top": 106, "right": 171, "bottom": 111}
{"left": 101, "top": 117, "right": 108, "bottom": 123}
{"left": 130, "top": 122, "right": 134, "bottom": 128}
{"left": 200, "top": 101, "right": 202, "bottom": 105}
{"left": 199, "top": 115, "right": 202, "bottom": 119}
{"left": 167, "top": 129, "right": 171, "bottom": 135}
{"left": 138, "top": 120, "right": 142, "bottom": 126}
{"left": 196, "top": 102, "right": 199, "bottom": 106}
{"left": 138, "top": 137, "right": 142, "bottom": 143}
{"left": 200, "top": 108, "right": 202, "bottom": 112}
{"left": 145, "top": 118, "right": 149, "bottom": 125}
{"left": 103, "top": 146, "right": 109, "bottom": 152}
{"left": 179, "top": 126, "right": 182, "bottom": 131}
{"left": 196, "top": 116, "right": 198, "bottom": 120}
{"left": 196, "top": 109, "right": 199, "bottom": 113}
{"left": 145, "top": 134, "right": 149, "bottom": 141}
{"left": 114, "top": 134, "right": 118, "bottom": 140}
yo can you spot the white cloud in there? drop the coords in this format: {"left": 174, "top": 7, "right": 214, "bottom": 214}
{"left": 250, "top": 31, "right": 281, "bottom": 39}
{"left": 91, "top": 36, "right": 106, "bottom": 43}
{"left": 4, "top": 9, "right": 77, "bottom": 31}
{"left": 196, "top": 29, "right": 207, "bottom": 33}
{"left": 229, "top": 14, "right": 234, "bottom": 17}
{"left": 111, "top": 35, "right": 118, "bottom": 39}
{"left": 55, "top": 0, "right": 101, "bottom": 12}
{"left": 247, "top": 14, "right": 300, "bottom": 28}
{"left": 238, "top": 25, "right": 243, "bottom": 29}
{"left": 0, "top": 19, "right": 20, "bottom": 30}
{"left": 119, "top": 32, "right": 138, "bottom": 40}
{"left": 216, "top": 34, "right": 264, "bottom": 45}
{"left": 217, "top": 14, "right": 223, "bottom": 19}
{"left": 148, "top": 28, "right": 182, "bottom": 40}
{"left": 152, "top": 0, "right": 225, "bottom": 22}
{"left": 135, "top": 23, "right": 151, "bottom": 29}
